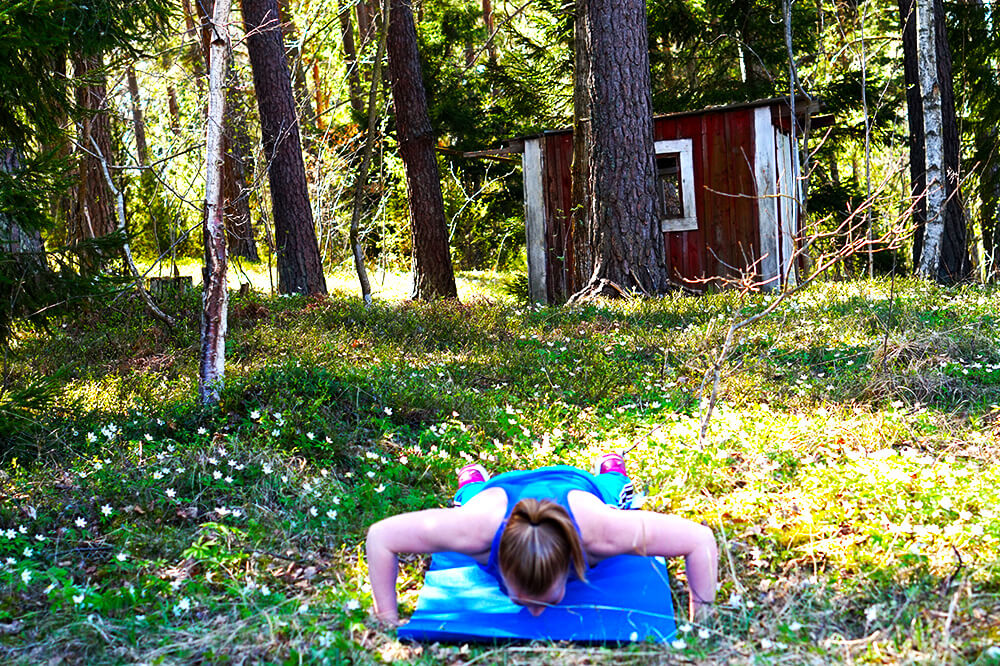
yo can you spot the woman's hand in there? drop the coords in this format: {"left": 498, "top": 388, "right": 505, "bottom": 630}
{"left": 365, "top": 501, "right": 500, "bottom": 631}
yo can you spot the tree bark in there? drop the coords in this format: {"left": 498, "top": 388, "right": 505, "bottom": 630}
{"left": 570, "top": 0, "right": 592, "bottom": 294}
{"left": 196, "top": 0, "right": 260, "bottom": 261}
{"left": 915, "top": 0, "right": 946, "bottom": 280}
{"left": 898, "top": 0, "right": 927, "bottom": 267}
{"left": 277, "top": 0, "right": 316, "bottom": 128}
{"left": 182, "top": 0, "right": 207, "bottom": 94}
{"left": 0, "top": 147, "right": 45, "bottom": 342}
{"left": 350, "top": 0, "right": 388, "bottom": 307}
{"left": 339, "top": 0, "right": 365, "bottom": 116}
{"left": 898, "top": 0, "right": 972, "bottom": 283}
{"left": 69, "top": 53, "right": 116, "bottom": 269}
{"left": 0, "top": 149, "right": 44, "bottom": 257}
{"left": 576, "top": 0, "right": 667, "bottom": 297}
{"left": 482, "top": 0, "right": 497, "bottom": 63}
{"left": 931, "top": 0, "right": 970, "bottom": 282}
{"left": 200, "top": 0, "right": 231, "bottom": 405}
{"left": 980, "top": 124, "right": 1000, "bottom": 278}
{"left": 386, "top": 0, "right": 457, "bottom": 300}
{"left": 168, "top": 85, "right": 182, "bottom": 135}
{"left": 126, "top": 65, "right": 150, "bottom": 167}
{"left": 241, "top": 0, "right": 327, "bottom": 294}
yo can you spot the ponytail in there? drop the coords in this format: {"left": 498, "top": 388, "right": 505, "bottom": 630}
{"left": 498, "top": 498, "right": 587, "bottom": 596}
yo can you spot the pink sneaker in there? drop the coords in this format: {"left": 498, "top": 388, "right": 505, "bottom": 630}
{"left": 457, "top": 463, "right": 490, "bottom": 488}
{"left": 592, "top": 452, "right": 627, "bottom": 476}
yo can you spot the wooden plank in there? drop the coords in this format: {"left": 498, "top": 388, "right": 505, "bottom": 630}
{"left": 775, "top": 128, "right": 798, "bottom": 286}
{"left": 754, "top": 105, "right": 779, "bottom": 288}
{"left": 541, "top": 134, "right": 562, "bottom": 301}
{"left": 729, "top": 109, "right": 757, "bottom": 279}
{"left": 522, "top": 137, "right": 548, "bottom": 302}
{"left": 682, "top": 114, "right": 705, "bottom": 282}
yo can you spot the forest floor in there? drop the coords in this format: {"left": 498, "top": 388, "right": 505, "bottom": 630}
{"left": 2, "top": 273, "right": 999, "bottom": 664}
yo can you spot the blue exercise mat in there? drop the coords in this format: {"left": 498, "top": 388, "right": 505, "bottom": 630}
{"left": 397, "top": 552, "right": 677, "bottom": 644}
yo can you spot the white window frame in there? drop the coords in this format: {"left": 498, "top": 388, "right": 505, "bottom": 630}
{"left": 654, "top": 138, "right": 697, "bottom": 232}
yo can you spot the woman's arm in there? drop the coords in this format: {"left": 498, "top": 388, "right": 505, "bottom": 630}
{"left": 576, "top": 497, "right": 718, "bottom": 622}
{"left": 366, "top": 505, "right": 495, "bottom": 625}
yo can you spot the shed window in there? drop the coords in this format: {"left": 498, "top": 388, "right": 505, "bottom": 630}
{"left": 657, "top": 154, "right": 684, "bottom": 218}
{"left": 653, "top": 139, "right": 697, "bottom": 232}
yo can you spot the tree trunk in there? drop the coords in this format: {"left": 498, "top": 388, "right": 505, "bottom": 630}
{"left": 182, "top": 0, "right": 207, "bottom": 94}
{"left": 312, "top": 60, "right": 328, "bottom": 130}
{"left": 0, "top": 149, "right": 44, "bottom": 257}
{"left": 0, "top": 147, "right": 45, "bottom": 342}
{"left": 387, "top": 0, "right": 457, "bottom": 300}
{"left": 339, "top": 0, "right": 365, "bottom": 116}
{"left": 350, "top": 0, "right": 389, "bottom": 307}
{"left": 241, "top": 0, "right": 327, "bottom": 294}
{"left": 126, "top": 66, "right": 150, "bottom": 167}
{"left": 70, "top": 53, "right": 116, "bottom": 270}
{"left": 200, "top": 0, "right": 231, "bottom": 405}
{"left": 570, "top": 0, "right": 592, "bottom": 294}
{"left": 576, "top": 0, "right": 667, "bottom": 297}
{"left": 168, "top": 85, "right": 182, "bottom": 135}
{"left": 196, "top": 0, "right": 260, "bottom": 262}
{"left": 898, "top": 0, "right": 927, "bottom": 268}
{"left": 482, "top": 0, "right": 497, "bottom": 63}
{"left": 277, "top": 0, "right": 316, "bottom": 128}
{"left": 915, "top": 0, "right": 969, "bottom": 282}
{"left": 915, "top": 0, "right": 945, "bottom": 279}
{"left": 980, "top": 124, "right": 1000, "bottom": 279}
{"left": 932, "top": 0, "right": 970, "bottom": 282}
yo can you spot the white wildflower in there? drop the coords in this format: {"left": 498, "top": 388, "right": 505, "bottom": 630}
{"left": 75, "top": 517, "right": 87, "bottom": 529}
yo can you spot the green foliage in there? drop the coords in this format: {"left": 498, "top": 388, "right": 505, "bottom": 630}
{"left": 0, "top": 0, "right": 172, "bottom": 147}
{"left": 3, "top": 276, "right": 1000, "bottom": 664}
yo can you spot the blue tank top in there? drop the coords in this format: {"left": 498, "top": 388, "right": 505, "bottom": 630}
{"left": 470, "top": 465, "right": 610, "bottom": 587}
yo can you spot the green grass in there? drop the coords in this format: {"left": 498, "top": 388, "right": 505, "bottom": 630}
{"left": 2, "top": 274, "right": 1000, "bottom": 664}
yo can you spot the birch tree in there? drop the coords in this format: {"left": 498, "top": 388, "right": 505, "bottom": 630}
{"left": 199, "top": 0, "right": 231, "bottom": 406}
{"left": 915, "top": 0, "right": 945, "bottom": 279}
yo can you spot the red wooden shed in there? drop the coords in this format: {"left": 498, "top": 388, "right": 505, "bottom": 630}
{"left": 501, "top": 97, "right": 825, "bottom": 302}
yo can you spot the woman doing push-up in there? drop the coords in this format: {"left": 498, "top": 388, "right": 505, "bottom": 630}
{"left": 366, "top": 454, "right": 718, "bottom": 625}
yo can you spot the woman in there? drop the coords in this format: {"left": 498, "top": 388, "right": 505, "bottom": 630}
{"left": 366, "top": 454, "right": 718, "bottom": 625}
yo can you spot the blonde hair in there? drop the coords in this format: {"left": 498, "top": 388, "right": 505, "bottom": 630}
{"left": 497, "top": 498, "right": 587, "bottom": 596}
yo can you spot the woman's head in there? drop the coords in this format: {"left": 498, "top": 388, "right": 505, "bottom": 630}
{"left": 497, "top": 498, "right": 586, "bottom": 615}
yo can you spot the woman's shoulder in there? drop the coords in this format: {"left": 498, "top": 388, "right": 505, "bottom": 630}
{"left": 567, "top": 490, "right": 634, "bottom": 560}
{"left": 457, "top": 486, "right": 508, "bottom": 522}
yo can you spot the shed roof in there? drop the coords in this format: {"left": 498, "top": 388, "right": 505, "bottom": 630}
{"left": 459, "top": 96, "right": 828, "bottom": 161}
